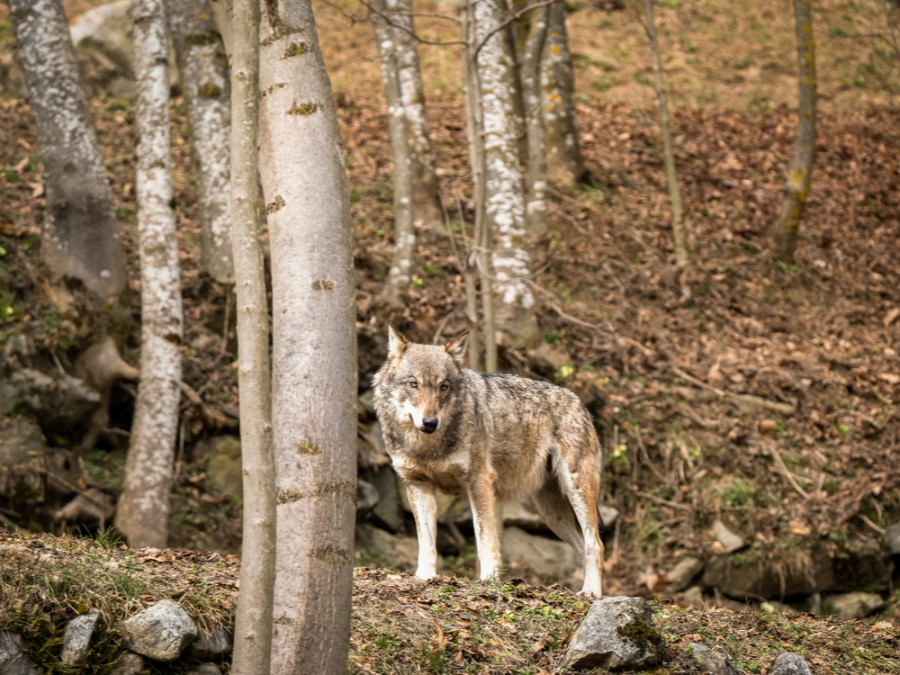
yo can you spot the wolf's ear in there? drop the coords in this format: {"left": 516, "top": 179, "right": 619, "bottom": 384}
{"left": 444, "top": 332, "right": 468, "bottom": 367}
{"left": 387, "top": 323, "right": 409, "bottom": 358}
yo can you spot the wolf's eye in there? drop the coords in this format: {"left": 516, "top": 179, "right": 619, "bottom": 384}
{"left": 408, "top": 380, "right": 418, "bottom": 388}
{"left": 440, "top": 382, "right": 450, "bottom": 392}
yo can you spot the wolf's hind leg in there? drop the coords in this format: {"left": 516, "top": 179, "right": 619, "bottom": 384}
{"left": 557, "top": 453, "right": 604, "bottom": 598}
{"left": 407, "top": 482, "right": 439, "bottom": 579}
{"left": 530, "top": 477, "right": 585, "bottom": 552}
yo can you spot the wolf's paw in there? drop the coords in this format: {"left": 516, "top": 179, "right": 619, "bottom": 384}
{"left": 577, "top": 588, "right": 603, "bottom": 600}
{"left": 414, "top": 567, "right": 437, "bottom": 580}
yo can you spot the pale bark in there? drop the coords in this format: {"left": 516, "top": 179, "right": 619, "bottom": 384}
{"left": 228, "top": 0, "right": 276, "bottom": 671}
{"left": 388, "top": 0, "right": 443, "bottom": 226}
{"left": 372, "top": 0, "right": 415, "bottom": 306}
{"left": 474, "top": 0, "right": 540, "bottom": 349}
{"left": 116, "top": 0, "right": 183, "bottom": 549}
{"left": 641, "top": 0, "right": 687, "bottom": 270}
{"left": 168, "top": 0, "right": 234, "bottom": 283}
{"left": 773, "top": 0, "right": 816, "bottom": 263}
{"left": 9, "top": 0, "right": 127, "bottom": 302}
{"left": 542, "top": 0, "right": 583, "bottom": 185}
{"left": 258, "top": 2, "right": 357, "bottom": 673}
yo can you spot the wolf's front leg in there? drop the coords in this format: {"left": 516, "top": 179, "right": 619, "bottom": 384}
{"left": 407, "top": 482, "right": 439, "bottom": 579}
{"left": 468, "top": 469, "right": 503, "bottom": 581}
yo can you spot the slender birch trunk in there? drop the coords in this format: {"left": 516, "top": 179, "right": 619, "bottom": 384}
{"left": 517, "top": 2, "right": 549, "bottom": 243}
{"left": 542, "top": 0, "right": 583, "bottom": 185}
{"left": 168, "top": 0, "right": 234, "bottom": 283}
{"left": 641, "top": 0, "right": 688, "bottom": 270}
{"left": 389, "top": 0, "right": 443, "bottom": 226}
{"left": 372, "top": 0, "right": 415, "bottom": 306}
{"left": 9, "top": 0, "right": 127, "bottom": 302}
{"left": 460, "top": 0, "right": 487, "bottom": 371}
{"left": 474, "top": 0, "right": 540, "bottom": 349}
{"left": 773, "top": 0, "right": 816, "bottom": 263}
{"left": 228, "top": 0, "right": 276, "bottom": 670}
{"left": 258, "top": 1, "right": 357, "bottom": 672}
{"left": 116, "top": 0, "right": 183, "bottom": 549}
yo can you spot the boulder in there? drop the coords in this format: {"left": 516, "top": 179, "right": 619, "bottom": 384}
{"left": 356, "top": 523, "right": 422, "bottom": 572}
{"left": 121, "top": 600, "right": 198, "bottom": 662}
{"left": 502, "top": 526, "right": 580, "bottom": 587}
{"left": 828, "top": 592, "right": 884, "bottom": 620}
{"left": 110, "top": 652, "right": 145, "bottom": 675}
{"left": 560, "top": 596, "right": 666, "bottom": 671}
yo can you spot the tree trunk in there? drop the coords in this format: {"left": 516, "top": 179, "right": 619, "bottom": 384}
{"left": 389, "top": 0, "right": 444, "bottom": 227}
{"left": 372, "top": 0, "right": 415, "bottom": 306}
{"left": 772, "top": 0, "right": 816, "bottom": 263}
{"left": 168, "top": 0, "right": 235, "bottom": 284}
{"left": 542, "top": 0, "right": 583, "bottom": 185}
{"left": 116, "top": 0, "right": 183, "bottom": 549}
{"left": 474, "top": 0, "right": 540, "bottom": 349}
{"left": 517, "top": 2, "right": 549, "bottom": 244}
{"left": 9, "top": 0, "right": 127, "bottom": 303}
{"left": 258, "top": 2, "right": 357, "bottom": 673}
{"left": 228, "top": 0, "right": 276, "bottom": 671}
{"left": 641, "top": 0, "right": 688, "bottom": 270}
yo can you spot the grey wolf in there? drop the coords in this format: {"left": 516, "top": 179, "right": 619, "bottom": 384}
{"left": 373, "top": 324, "right": 605, "bottom": 597}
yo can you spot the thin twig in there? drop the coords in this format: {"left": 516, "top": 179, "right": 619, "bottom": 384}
{"left": 766, "top": 443, "right": 809, "bottom": 499}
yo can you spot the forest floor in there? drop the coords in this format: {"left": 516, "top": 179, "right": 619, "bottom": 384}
{"left": 2, "top": 532, "right": 899, "bottom": 673}
{"left": 1, "top": 0, "right": 900, "bottom": 671}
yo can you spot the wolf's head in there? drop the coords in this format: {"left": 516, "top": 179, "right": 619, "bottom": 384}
{"left": 376, "top": 324, "right": 468, "bottom": 435}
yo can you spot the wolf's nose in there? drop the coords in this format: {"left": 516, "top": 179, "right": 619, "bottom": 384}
{"left": 421, "top": 417, "right": 439, "bottom": 434}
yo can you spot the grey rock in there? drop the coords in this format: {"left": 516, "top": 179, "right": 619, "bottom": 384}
{"left": 60, "top": 609, "right": 100, "bottom": 666}
{"left": 370, "top": 466, "right": 403, "bottom": 531}
{"left": 356, "top": 523, "right": 422, "bottom": 572}
{"left": 185, "top": 626, "right": 232, "bottom": 661}
{"left": 121, "top": 599, "right": 198, "bottom": 662}
{"left": 666, "top": 556, "right": 704, "bottom": 592}
{"left": 687, "top": 643, "right": 740, "bottom": 675}
{"left": 110, "top": 652, "right": 144, "bottom": 675}
{"left": 560, "top": 596, "right": 666, "bottom": 671}
{"left": 0, "top": 368, "right": 100, "bottom": 426}
{"left": 771, "top": 652, "right": 812, "bottom": 675}
{"left": 886, "top": 523, "right": 900, "bottom": 556}
{"left": 357, "top": 478, "right": 380, "bottom": 512}
{"left": 185, "top": 665, "right": 221, "bottom": 675}
{"left": 598, "top": 505, "right": 620, "bottom": 530}
{"left": 712, "top": 519, "right": 745, "bottom": 553}
{"left": 502, "top": 526, "right": 580, "bottom": 586}
{"left": 205, "top": 436, "right": 242, "bottom": 500}
{"left": 0, "top": 631, "right": 42, "bottom": 675}
{"left": 828, "top": 591, "right": 884, "bottom": 620}
{"left": 0, "top": 417, "right": 45, "bottom": 467}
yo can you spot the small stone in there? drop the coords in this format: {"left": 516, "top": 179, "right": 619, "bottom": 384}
{"left": 121, "top": 599, "right": 198, "bottom": 662}
{"left": 110, "top": 652, "right": 145, "bottom": 675}
{"left": 770, "top": 652, "right": 812, "bottom": 675}
{"left": 687, "top": 642, "right": 740, "bottom": 675}
{"left": 185, "top": 626, "right": 232, "bottom": 661}
{"left": 712, "top": 519, "right": 745, "bottom": 553}
{"left": 0, "top": 631, "right": 41, "bottom": 675}
{"left": 666, "top": 556, "right": 704, "bottom": 592}
{"left": 561, "top": 596, "right": 666, "bottom": 671}
{"left": 60, "top": 609, "right": 101, "bottom": 665}
{"left": 885, "top": 523, "right": 900, "bottom": 555}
